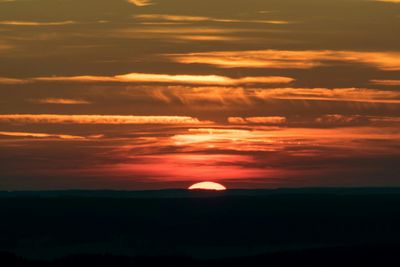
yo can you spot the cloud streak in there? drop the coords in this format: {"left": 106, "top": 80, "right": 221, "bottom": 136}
{"left": 0, "top": 131, "right": 84, "bottom": 140}
{"left": 127, "top": 0, "right": 153, "bottom": 6}
{"left": 0, "top": 77, "right": 28, "bottom": 85}
{"left": 228, "top": 116, "right": 287, "bottom": 125}
{"left": 148, "top": 86, "right": 400, "bottom": 105}
{"left": 34, "top": 73, "right": 294, "bottom": 85}
{"left": 370, "top": 79, "right": 400, "bottom": 86}
{"left": 33, "top": 98, "right": 91, "bottom": 105}
{"left": 168, "top": 50, "right": 400, "bottom": 70}
{"left": 135, "top": 14, "right": 291, "bottom": 24}
{"left": 0, "top": 114, "right": 211, "bottom": 125}
{"left": 315, "top": 114, "right": 400, "bottom": 126}
{"left": 0, "top": 20, "right": 76, "bottom": 26}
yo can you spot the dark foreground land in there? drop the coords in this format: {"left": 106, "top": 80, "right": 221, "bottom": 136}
{"left": 1, "top": 188, "right": 400, "bottom": 266}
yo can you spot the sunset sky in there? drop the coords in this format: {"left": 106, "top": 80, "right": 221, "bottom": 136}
{"left": 0, "top": 0, "right": 399, "bottom": 190}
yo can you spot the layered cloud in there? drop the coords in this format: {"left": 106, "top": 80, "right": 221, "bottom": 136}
{"left": 33, "top": 98, "right": 91, "bottom": 105}
{"left": 315, "top": 114, "right": 400, "bottom": 126}
{"left": 0, "top": 114, "right": 211, "bottom": 124}
{"left": 0, "top": 131, "right": 84, "bottom": 140}
{"left": 0, "top": 20, "right": 76, "bottom": 26}
{"left": 147, "top": 86, "right": 400, "bottom": 105}
{"left": 375, "top": 0, "right": 400, "bottom": 3}
{"left": 34, "top": 73, "right": 294, "bottom": 85}
{"left": 0, "top": 77, "right": 28, "bottom": 84}
{"left": 168, "top": 50, "right": 400, "bottom": 70}
{"left": 370, "top": 79, "right": 400, "bottom": 86}
{"left": 170, "top": 126, "right": 400, "bottom": 154}
{"left": 228, "top": 116, "right": 287, "bottom": 125}
{"left": 252, "top": 87, "right": 400, "bottom": 104}
{"left": 135, "top": 14, "right": 290, "bottom": 24}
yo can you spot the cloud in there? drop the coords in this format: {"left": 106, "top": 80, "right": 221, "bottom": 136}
{"left": 127, "top": 0, "right": 153, "bottom": 6}
{"left": 0, "top": 20, "right": 76, "bottom": 26}
{"left": 0, "top": 114, "right": 211, "bottom": 125}
{"left": 0, "top": 77, "right": 28, "bottom": 85}
{"left": 148, "top": 86, "right": 400, "bottom": 105}
{"left": 375, "top": 0, "right": 400, "bottom": 3}
{"left": 253, "top": 87, "right": 400, "bottom": 104}
{"left": 34, "top": 73, "right": 294, "bottom": 85}
{"left": 315, "top": 115, "right": 369, "bottom": 126}
{"left": 134, "top": 14, "right": 291, "bottom": 24}
{"left": 228, "top": 116, "right": 287, "bottom": 125}
{"left": 33, "top": 98, "right": 91, "bottom": 105}
{"left": 168, "top": 50, "right": 400, "bottom": 70}
{"left": 113, "top": 26, "right": 266, "bottom": 43}
{"left": 316, "top": 114, "right": 400, "bottom": 126}
{"left": 0, "top": 131, "right": 84, "bottom": 140}
{"left": 170, "top": 126, "right": 400, "bottom": 154}
{"left": 370, "top": 79, "right": 400, "bottom": 86}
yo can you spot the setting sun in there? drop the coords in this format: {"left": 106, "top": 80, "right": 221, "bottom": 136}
{"left": 188, "top": 181, "right": 227, "bottom": 191}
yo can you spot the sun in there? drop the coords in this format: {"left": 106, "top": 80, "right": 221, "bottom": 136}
{"left": 188, "top": 181, "right": 227, "bottom": 191}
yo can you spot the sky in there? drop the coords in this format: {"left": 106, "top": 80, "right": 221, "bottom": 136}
{"left": 0, "top": 0, "right": 399, "bottom": 190}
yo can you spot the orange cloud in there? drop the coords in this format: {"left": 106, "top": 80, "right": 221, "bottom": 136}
{"left": 375, "top": 0, "right": 400, "bottom": 3}
{"left": 253, "top": 87, "right": 400, "bottom": 104}
{"left": 134, "top": 14, "right": 291, "bottom": 24}
{"left": 0, "top": 77, "right": 28, "bottom": 84}
{"left": 0, "top": 131, "right": 84, "bottom": 140}
{"left": 370, "top": 79, "right": 400, "bottom": 86}
{"left": 34, "top": 73, "right": 294, "bottom": 85}
{"left": 316, "top": 114, "right": 400, "bottom": 126}
{"left": 33, "top": 98, "right": 91, "bottom": 105}
{"left": 0, "top": 20, "right": 76, "bottom": 26}
{"left": 113, "top": 26, "right": 266, "bottom": 43}
{"left": 149, "top": 86, "right": 251, "bottom": 105}
{"left": 316, "top": 115, "right": 367, "bottom": 125}
{"left": 148, "top": 86, "right": 400, "bottom": 105}
{"left": 171, "top": 126, "right": 400, "bottom": 154}
{"left": 127, "top": 0, "right": 153, "bottom": 6}
{"left": 0, "top": 114, "right": 211, "bottom": 125}
{"left": 168, "top": 50, "right": 400, "bottom": 70}
{"left": 174, "top": 35, "right": 240, "bottom": 41}
{"left": 228, "top": 116, "right": 287, "bottom": 125}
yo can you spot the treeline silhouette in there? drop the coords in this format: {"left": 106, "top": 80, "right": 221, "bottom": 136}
{"left": 1, "top": 244, "right": 400, "bottom": 266}
{"left": 2, "top": 190, "right": 400, "bottom": 265}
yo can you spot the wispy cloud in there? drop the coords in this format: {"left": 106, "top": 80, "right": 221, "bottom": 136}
{"left": 253, "top": 88, "right": 400, "bottom": 104}
{"left": 0, "top": 131, "right": 84, "bottom": 140}
{"left": 370, "top": 79, "right": 400, "bottom": 86}
{"left": 148, "top": 86, "right": 400, "bottom": 105}
{"left": 316, "top": 114, "right": 400, "bottom": 126}
{"left": 127, "top": 0, "right": 153, "bottom": 7}
{"left": 0, "top": 20, "right": 76, "bottom": 26}
{"left": 171, "top": 126, "right": 400, "bottom": 154}
{"left": 113, "top": 26, "right": 265, "bottom": 43}
{"left": 135, "top": 14, "right": 291, "bottom": 24}
{"left": 168, "top": 50, "right": 400, "bottom": 70}
{"left": 34, "top": 73, "right": 294, "bottom": 85}
{"left": 374, "top": 0, "right": 400, "bottom": 3}
{"left": 33, "top": 98, "right": 91, "bottom": 105}
{"left": 0, "top": 114, "right": 211, "bottom": 125}
{"left": 228, "top": 116, "right": 287, "bottom": 125}
{"left": 0, "top": 77, "right": 28, "bottom": 85}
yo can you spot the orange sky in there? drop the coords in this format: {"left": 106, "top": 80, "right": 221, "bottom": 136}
{"left": 0, "top": 0, "right": 399, "bottom": 189}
